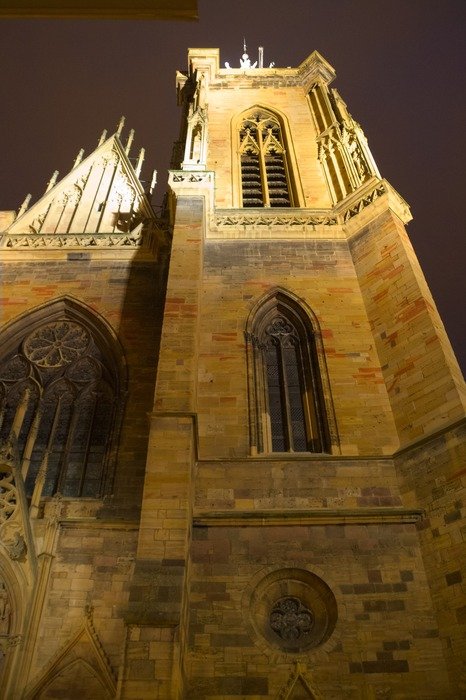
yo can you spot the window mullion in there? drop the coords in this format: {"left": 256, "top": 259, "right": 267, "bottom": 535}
{"left": 258, "top": 126, "right": 270, "bottom": 207}
{"left": 278, "top": 340, "right": 293, "bottom": 451}
{"left": 77, "top": 390, "right": 98, "bottom": 496}
{"left": 56, "top": 391, "right": 80, "bottom": 495}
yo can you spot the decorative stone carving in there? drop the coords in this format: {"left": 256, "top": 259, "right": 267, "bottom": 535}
{"left": 0, "top": 356, "right": 30, "bottom": 383}
{"left": 0, "top": 635, "right": 21, "bottom": 654}
{"left": 23, "top": 321, "right": 90, "bottom": 368}
{"left": 0, "top": 524, "right": 26, "bottom": 560}
{"left": 342, "top": 183, "right": 386, "bottom": 221}
{"left": 0, "top": 581, "right": 11, "bottom": 635}
{"left": 214, "top": 211, "right": 337, "bottom": 228}
{"left": 2, "top": 229, "right": 147, "bottom": 249}
{"left": 0, "top": 467, "right": 17, "bottom": 523}
{"left": 245, "top": 568, "right": 338, "bottom": 653}
{"left": 277, "top": 661, "right": 323, "bottom": 700}
{"left": 269, "top": 597, "right": 314, "bottom": 641}
{"left": 169, "top": 171, "right": 213, "bottom": 184}
{"left": 0, "top": 449, "right": 27, "bottom": 559}
{"left": 28, "top": 212, "right": 47, "bottom": 235}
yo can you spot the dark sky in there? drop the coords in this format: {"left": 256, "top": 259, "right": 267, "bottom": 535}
{"left": 1, "top": 0, "right": 465, "bottom": 372}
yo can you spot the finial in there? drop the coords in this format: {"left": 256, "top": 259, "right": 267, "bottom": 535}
{"left": 97, "top": 129, "right": 107, "bottom": 147}
{"left": 116, "top": 116, "right": 125, "bottom": 138}
{"left": 73, "top": 148, "right": 84, "bottom": 169}
{"left": 258, "top": 46, "right": 264, "bottom": 69}
{"left": 149, "top": 169, "right": 157, "bottom": 195}
{"left": 45, "top": 170, "right": 59, "bottom": 193}
{"left": 17, "top": 193, "right": 32, "bottom": 217}
{"left": 135, "top": 147, "right": 145, "bottom": 178}
{"left": 125, "top": 129, "right": 135, "bottom": 155}
{"left": 239, "top": 38, "right": 257, "bottom": 69}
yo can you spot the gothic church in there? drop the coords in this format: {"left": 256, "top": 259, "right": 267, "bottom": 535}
{"left": 0, "top": 47, "right": 465, "bottom": 699}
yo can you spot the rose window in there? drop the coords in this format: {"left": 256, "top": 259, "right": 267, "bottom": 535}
{"left": 269, "top": 596, "right": 314, "bottom": 641}
{"left": 23, "top": 322, "right": 90, "bottom": 368}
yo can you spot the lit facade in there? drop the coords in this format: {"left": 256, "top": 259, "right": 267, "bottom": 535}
{"left": 0, "top": 48, "right": 465, "bottom": 699}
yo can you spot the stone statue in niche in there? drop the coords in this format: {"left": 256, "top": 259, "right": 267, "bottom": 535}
{"left": 190, "top": 124, "right": 203, "bottom": 163}
{"left": 348, "top": 135, "right": 369, "bottom": 180}
{"left": 0, "top": 581, "right": 11, "bottom": 635}
{"left": 195, "top": 74, "right": 206, "bottom": 111}
{"left": 0, "top": 521, "right": 27, "bottom": 561}
{"left": 5, "top": 531, "right": 26, "bottom": 561}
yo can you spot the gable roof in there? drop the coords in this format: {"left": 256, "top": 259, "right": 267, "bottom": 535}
{"left": 6, "top": 130, "right": 154, "bottom": 237}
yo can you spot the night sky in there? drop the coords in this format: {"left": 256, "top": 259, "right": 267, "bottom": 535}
{"left": 1, "top": 0, "right": 465, "bottom": 372}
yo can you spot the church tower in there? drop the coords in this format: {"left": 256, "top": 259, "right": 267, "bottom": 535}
{"left": 0, "top": 47, "right": 465, "bottom": 699}
{"left": 128, "top": 48, "right": 465, "bottom": 698}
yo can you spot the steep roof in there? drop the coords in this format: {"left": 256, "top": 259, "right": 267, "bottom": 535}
{"left": 6, "top": 126, "right": 154, "bottom": 238}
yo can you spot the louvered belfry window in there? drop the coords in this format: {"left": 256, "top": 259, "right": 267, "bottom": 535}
{"left": 240, "top": 111, "right": 292, "bottom": 207}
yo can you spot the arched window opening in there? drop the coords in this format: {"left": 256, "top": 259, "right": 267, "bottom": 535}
{"left": 239, "top": 110, "right": 292, "bottom": 207}
{"left": 0, "top": 309, "right": 124, "bottom": 500}
{"left": 246, "top": 292, "right": 336, "bottom": 455}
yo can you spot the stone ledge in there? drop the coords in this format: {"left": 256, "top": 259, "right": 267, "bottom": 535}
{"left": 193, "top": 507, "right": 425, "bottom": 527}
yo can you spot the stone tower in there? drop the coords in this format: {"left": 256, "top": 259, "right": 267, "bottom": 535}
{"left": 0, "top": 47, "right": 465, "bottom": 699}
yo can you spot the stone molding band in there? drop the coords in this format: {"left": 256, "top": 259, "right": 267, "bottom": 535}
{"left": 193, "top": 507, "right": 425, "bottom": 526}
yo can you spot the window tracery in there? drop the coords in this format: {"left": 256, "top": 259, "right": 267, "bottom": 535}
{"left": 0, "top": 309, "right": 123, "bottom": 500}
{"left": 239, "top": 110, "right": 292, "bottom": 207}
{"left": 246, "top": 292, "right": 335, "bottom": 454}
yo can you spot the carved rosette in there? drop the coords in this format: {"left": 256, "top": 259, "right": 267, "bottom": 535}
{"left": 245, "top": 568, "right": 338, "bottom": 653}
{"left": 269, "top": 597, "right": 314, "bottom": 641}
{"left": 23, "top": 321, "right": 90, "bottom": 368}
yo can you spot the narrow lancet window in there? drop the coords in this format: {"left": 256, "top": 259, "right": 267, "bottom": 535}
{"left": 246, "top": 292, "right": 335, "bottom": 454}
{"left": 239, "top": 110, "right": 292, "bottom": 207}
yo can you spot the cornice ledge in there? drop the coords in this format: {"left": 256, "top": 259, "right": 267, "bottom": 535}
{"left": 0, "top": 222, "right": 164, "bottom": 253}
{"left": 212, "top": 208, "right": 338, "bottom": 230}
{"left": 168, "top": 169, "right": 214, "bottom": 190}
{"left": 193, "top": 507, "right": 424, "bottom": 527}
{"left": 394, "top": 415, "right": 466, "bottom": 457}
{"left": 59, "top": 519, "right": 140, "bottom": 530}
{"left": 338, "top": 178, "right": 412, "bottom": 237}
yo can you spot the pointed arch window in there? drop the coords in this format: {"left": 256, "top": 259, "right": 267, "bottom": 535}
{"left": 239, "top": 110, "right": 293, "bottom": 207}
{"left": 246, "top": 292, "right": 337, "bottom": 454}
{"left": 0, "top": 304, "right": 124, "bottom": 500}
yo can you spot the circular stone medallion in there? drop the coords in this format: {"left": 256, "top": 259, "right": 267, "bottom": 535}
{"left": 247, "top": 568, "right": 338, "bottom": 653}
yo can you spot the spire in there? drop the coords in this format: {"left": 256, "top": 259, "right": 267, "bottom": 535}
{"left": 125, "top": 129, "right": 135, "bottom": 155}
{"left": 17, "top": 193, "right": 32, "bottom": 217}
{"left": 135, "top": 147, "right": 145, "bottom": 178}
{"left": 116, "top": 116, "right": 125, "bottom": 138}
{"left": 97, "top": 129, "right": 107, "bottom": 147}
{"left": 73, "top": 148, "right": 85, "bottom": 168}
{"left": 149, "top": 169, "right": 157, "bottom": 195}
{"left": 45, "top": 170, "right": 59, "bottom": 193}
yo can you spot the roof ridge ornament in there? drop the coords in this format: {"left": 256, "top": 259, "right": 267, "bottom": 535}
{"left": 224, "top": 41, "right": 275, "bottom": 70}
{"left": 240, "top": 38, "right": 257, "bottom": 69}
